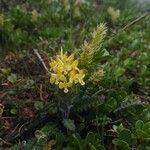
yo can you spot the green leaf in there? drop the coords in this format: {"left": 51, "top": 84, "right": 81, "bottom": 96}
{"left": 123, "top": 58, "right": 132, "bottom": 67}
{"left": 106, "top": 98, "right": 117, "bottom": 112}
{"left": 34, "top": 101, "right": 44, "bottom": 110}
{"left": 118, "top": 129, "right": 133, "bottom": 145}
{"left": 10, "top": 108, "right": 17, "bottom": 114}
{"left": 143, "top": 122, "right": 150, "bottom": 134}
{"left": 141, "top": 109, "right": 150, "bottom": 122}
{"left": 114, "top": 67, "right": 125, "bottom": 77}
{"left": 89, "top": 143, "right": 96, "bottom": 150}
{"left": 112, "top": 139, "right": 130, "bottom": 150}
{"left": 96, "top": 115, "right": 111, "bottom": 126}
{"left": 146, "top": 146, "right": 150, "bottom": 150}
{"left": 135, "top": 120, "right": 144, "bottom": 130}
{"left": 117, "top": 123, "right": 125, "bottom": 132}
{"left": 94, "top": 49, "right": 110, "bottom": 62}
{"left": 138, "top": 144, "right": 147, "bottom": 150}
{"left": 103, "top": 49, "right": 110, "bottom": 57}
{"left": 70, "top": 133, "right": 82, "bottom": 149}
{"left": 136, "top": 129, "right": 149, "bottom": 138}
{"left": 62, "top": 119, "right": 75, "bottom": 131}
{"left": 7, "top": 73, "right": 17, "bottom": 83}
{"left": 1, "top": 68, "right": 11, "bottom": 75}
{"left": 86, "top": 132, "right": 95, "bottom": 143}
{"left": 112, "top": 125, "right": 118, "bottom": 133}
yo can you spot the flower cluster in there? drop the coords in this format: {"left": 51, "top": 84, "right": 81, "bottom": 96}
{"left": 49, "top": 48, "right": 85, "bottom": 93}
{"left": 89, "top": 68, "right": 104, "bottom": 83}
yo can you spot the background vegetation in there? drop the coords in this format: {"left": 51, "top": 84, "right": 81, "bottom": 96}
{"left": 0, "top": 0, "right": 150, "bottom": 149}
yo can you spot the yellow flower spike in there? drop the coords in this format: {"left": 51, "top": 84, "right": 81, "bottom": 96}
{"left": 59, "top": 82, "right": 69, "bottom": 93}
{"left": 50, "top": 73, "right": 57, "bottom": 84}
{"left": 74, "top": 79, "right": 79, "bottom": 84}
{"left": 49, "top": 47, "right": 86, "bottom": 93}
{"left": 67, "top": 82, "right": 73, "bottom": 88}
{"left": 58, "top": 82, "right": 64, "bottom": 89}
{"left": 69, "top": 70, "right": 76, "bottom": 83}
{"left": 71, "top": 59, "right": 79, "bottom": 69}
{"left": 49, "top": 59, "right": 57, "bottom": 68}
{"left": 67, "top": 53, "right": 74, "bottom": 63}
{"left": 60, "top": 75, "right": 67, "bottom": 82}
{"left": 65, "top": 65, "right": 71, "bottom": 72}
{"left": 60, "top": 47, "right": 63, "bottom": 58}
{"left": 76, "top": 70, "right": 86, "bottom": 85}
{"left": 60, "top": 47, "right": 68, "bottom": 60}
{"left": 80, "top": 80, "right": 85, "bottom": 85}
{"left": 56, "top": 57, "right": 64, "bottom": 66}
{"left": 64, "top": 88, "right": 69, "bottom": 93}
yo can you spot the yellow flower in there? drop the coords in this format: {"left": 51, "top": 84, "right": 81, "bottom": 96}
{"left": 76, "top": 70, "right": 85, "bottom": 85}
{"left": 67, "top": 53, "right": 74, "bottom": 63}
{"left": 50, "top": 73, "right": 57, "bottom": 84}
{"left": 49, "top": 48, "right": 86, "bottom": 93}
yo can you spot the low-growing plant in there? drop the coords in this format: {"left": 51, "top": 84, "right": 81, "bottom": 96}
{"left": 0, "top": 0, "right": 150, "bottom": 149}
